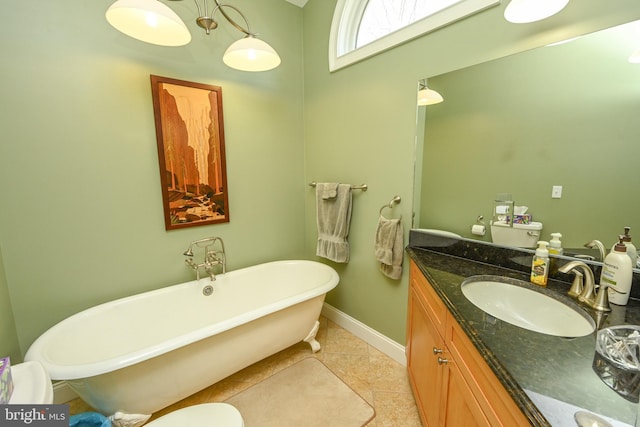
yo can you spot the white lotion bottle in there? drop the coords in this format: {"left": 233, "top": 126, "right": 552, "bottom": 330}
{"left": 611, "top": 226, "right": 638, "bottom": 267}
{"left": 603, "top": 236, "right": 633, "bottom": 305}
{"left": 623, "top": 227, "right": 637, "bottom": 267}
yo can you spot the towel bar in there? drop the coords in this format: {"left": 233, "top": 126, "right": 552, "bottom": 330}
{"left": 309, "top": 182, "right": 368, "bottom": 191}
{"left": 380, "top": 196, "right": 401, "bottom": 215}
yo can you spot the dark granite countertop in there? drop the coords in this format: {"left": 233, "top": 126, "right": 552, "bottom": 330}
{"left": 407, "top": 231, "right": 640, "bottom": 426}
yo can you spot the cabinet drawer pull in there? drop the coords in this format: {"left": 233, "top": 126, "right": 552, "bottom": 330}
{"left": 432, "top": 347, "right": 443, "bottom": 355}
{"left": 437, "top": 357, "right": 449, "bottom": 365}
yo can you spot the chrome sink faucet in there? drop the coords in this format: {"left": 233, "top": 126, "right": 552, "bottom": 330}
{"left": 584, "top": 240, "right": 607, "bottom": 262}
{"left": 558, "top": 260, "right": 610, "bottom": 312}
{"left": 183, "top": 237, "right": 227, "bottom": 281}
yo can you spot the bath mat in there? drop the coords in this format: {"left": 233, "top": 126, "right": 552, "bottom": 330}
{"left": 225, "top": 357, "right": 375, "bottom": 426}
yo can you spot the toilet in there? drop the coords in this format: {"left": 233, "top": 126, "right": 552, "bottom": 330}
{"left": 9, "top": 360, "right": 242, "bottom": 427}
{"left": 8, "top": 361, "right": 54, "bottom": 404}
{"left": 490, "top": 221, "right": 543, "bottom": 247}
{"left": 145, "top": 403, "right": 244, "bottom": 427}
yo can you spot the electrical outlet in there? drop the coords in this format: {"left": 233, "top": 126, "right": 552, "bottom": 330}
{"left": 552, "top": 185, "right": 563, "bottom": 199}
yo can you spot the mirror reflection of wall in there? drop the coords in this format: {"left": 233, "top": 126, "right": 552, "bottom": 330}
{"left": 415, "top": 20, "right": 640, "bottom": 249}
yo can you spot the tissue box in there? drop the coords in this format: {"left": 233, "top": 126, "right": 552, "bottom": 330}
{"left": 513, "top": 214, "right": 533, "bottom": 224}
{"left": 0, "top": 357, "right": 14, "bottom": 404}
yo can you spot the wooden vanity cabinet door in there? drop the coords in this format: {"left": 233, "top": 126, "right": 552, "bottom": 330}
{"left": 410, "top": 261, "right": 447, "bottom": 336}
{"left": 441, "top": 360, "right": 492, "bottom": 427}
{"left": 407, "top": 259, "right": 531, "bottom": 427}
{"left": 446, "top": 319, "right": 531, "bottom": 427}
{"left": 407, "top": 286, "right": 444, "bottom": 427}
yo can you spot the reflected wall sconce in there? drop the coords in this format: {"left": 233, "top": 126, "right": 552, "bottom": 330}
{"left": 106, "top": 0, "right": 281, "bottom": 72}
{"left": 417, "top": 81, "right": 444, "bottom": 106}
{"left": 504, "top": 0, "right": 570, "bottom": 24}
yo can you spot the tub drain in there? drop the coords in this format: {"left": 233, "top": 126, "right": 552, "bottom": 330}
{"left": 202, "top": 285, "right": 214, "bottom": 296}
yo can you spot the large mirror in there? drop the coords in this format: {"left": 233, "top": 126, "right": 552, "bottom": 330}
{"left": 414, "top": 20, "right": 640, "bottom": 254}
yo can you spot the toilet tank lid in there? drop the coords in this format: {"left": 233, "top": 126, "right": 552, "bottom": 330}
{"left": 144, "top": 403, "right": 243, "bottom": 427}
{"left": 492, "top": 221, "right": 543, "bottom": 230}
{"left": 513, "top": 221, "right": 543, "bottom": 230}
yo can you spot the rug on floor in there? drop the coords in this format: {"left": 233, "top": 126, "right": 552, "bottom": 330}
{"left": 225, "top": 357, "right": 375, "bottom": 426}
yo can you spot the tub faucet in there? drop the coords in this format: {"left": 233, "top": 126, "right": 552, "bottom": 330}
{"left": 204, "top": 262, "right": 217, "bottom": 282}
{"left": 204, "top": 250, "right": 226, "bottom": 281}
{"left": 183, "top": 237, "right": 227, "bottom": 281}
{"left": 558, "top": 260, "right": 610, "bottom": 312}
{"left": 206, "top": 250, "right": 226, "bottom": 272}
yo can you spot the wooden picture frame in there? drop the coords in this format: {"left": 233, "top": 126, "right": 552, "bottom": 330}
{"left": 150, "top": 75, "right": 229, "bottom": 230}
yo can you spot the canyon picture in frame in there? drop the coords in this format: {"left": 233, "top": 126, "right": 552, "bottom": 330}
{"left": 151, "top": 75, "right": 229, "bottom": 230}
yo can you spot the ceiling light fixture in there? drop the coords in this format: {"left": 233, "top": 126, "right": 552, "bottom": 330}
{"left": 417, "top": 81, "right": 443, "bottom": 106}
{"left": 504, "top": 0, "right": 570, "bottom": 24}
{"left": 106, "top": 0, "right": 281, "bottom": 72}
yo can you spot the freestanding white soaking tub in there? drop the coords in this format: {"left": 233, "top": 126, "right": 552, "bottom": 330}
{"left": 25, "top": 260, "right": 339, "bottom": 415}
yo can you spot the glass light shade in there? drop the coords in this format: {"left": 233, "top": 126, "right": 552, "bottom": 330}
{"left": 106, "top": 0, "right": 191, "bottom": 46}
{"left": 629, "top": 48, "right": 640, "bottom": 64}
{"left": 417, "top": 88, "right": 444, "bottom": 106}
{"left": 223, "top": 36, "right": 281, "bottom": 72}
{"left": 504, "top": 0, "right": 570, "bottom": 24}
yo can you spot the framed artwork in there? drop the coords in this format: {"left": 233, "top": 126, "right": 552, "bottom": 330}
{"left": 150, "top": 75, "right": 229, "bottom": 230}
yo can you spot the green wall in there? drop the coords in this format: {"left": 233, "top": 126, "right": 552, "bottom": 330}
{"left": 420, "top": 27, "right": 640, "bottom": 248}
{"left": 2, "top": 0, "right": 640, "bottom": 361}
{"left": 0, "top": 245, "right": 20, "bottom": 362}
{"left": 0, "top": 0, "right": 305, "bottom": 356}
{"left": 301, "top": 0, "right": 640, "bottom": 343}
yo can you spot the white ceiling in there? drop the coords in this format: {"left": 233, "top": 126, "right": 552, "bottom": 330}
{"left": 285, "top": 0, "right": 308, "bottom": 7}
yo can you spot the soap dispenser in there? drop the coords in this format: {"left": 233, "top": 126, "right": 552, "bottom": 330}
{"left": 602, "top": 236, "right": 633, "bottom": 305}
{"left": 548, "top": 233, "right": 563, "bottom": 255}
{"left": 548, "top": 233, "right": 563, "bottom": 275}
{"left": 530, "top": 241, "right": 550, "bottom": 286}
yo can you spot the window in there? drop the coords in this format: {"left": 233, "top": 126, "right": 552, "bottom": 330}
{"left": 356, "top": 0, "right": 462, "bottom": 48}
{"left": 329, "top": 0, "right": 500, "bottom": 72}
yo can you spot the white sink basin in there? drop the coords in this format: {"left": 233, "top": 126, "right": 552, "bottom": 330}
{"left": 461, "top": 276, "right": 596, "bottom": 337}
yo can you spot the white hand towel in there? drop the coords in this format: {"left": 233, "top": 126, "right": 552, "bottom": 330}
{"left": 321, "top": 182, "right": 339, "bottom": 200}
{"left": 375, "top": 215, "right": 404, "bottom": 280}
{"left": 316, "top": 183, "right": 352, "bottom": 263}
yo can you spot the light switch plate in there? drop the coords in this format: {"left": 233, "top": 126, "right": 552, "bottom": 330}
{"left": 552, "top": 186, "right": 563, "bottom": 199}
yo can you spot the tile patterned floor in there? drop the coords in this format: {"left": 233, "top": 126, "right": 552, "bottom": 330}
{"left": 69, "top": 316, "right": 422, "bottom": 426}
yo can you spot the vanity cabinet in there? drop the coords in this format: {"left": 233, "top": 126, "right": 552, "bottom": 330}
{"left": 406, "top": 260, "right": 530, "bottom": 427}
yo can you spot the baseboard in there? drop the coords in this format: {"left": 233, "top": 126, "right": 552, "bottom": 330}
{"left": 53, "top": 380, "right": 77, "bottom": 404}
{"left": 54, "top": 303, "right": 407, "bottom": 404}
{"left": 321, "top": 303, "right": 407, "bottom": 366}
